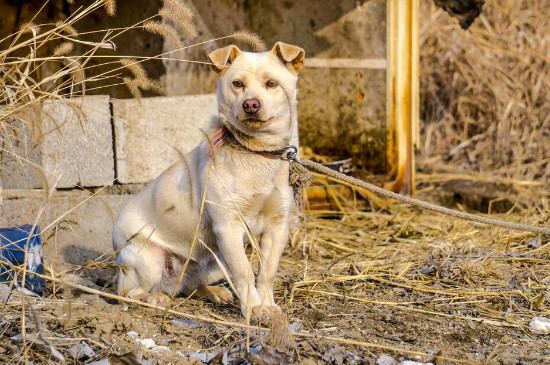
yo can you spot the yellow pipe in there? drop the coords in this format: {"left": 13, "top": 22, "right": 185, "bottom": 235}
{"left": 385, "top": 0, "right": 419, "bottom": 195}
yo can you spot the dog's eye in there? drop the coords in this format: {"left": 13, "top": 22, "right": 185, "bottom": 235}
{"left": 265, "top": 79, "right": 278, "bottom": 88}
{"left": 232, "top": 80, "right": 244, "bottom": 88}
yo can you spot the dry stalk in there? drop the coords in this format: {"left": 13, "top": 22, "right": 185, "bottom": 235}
{"left": 231, "top": 30, "right": 267, "bottom": 52}
{"left": 420, "top": 0, "right": 550, "bottom": 181}
{"left": 2, "top": 260, "right": 471, "bottom": 364}
{"left": 143, "top": 21, "right": 184, "bottom": 59}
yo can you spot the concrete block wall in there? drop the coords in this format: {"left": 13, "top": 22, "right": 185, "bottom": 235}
{"left": 1, "top": 94, "right": 217, "bottom": 270}
{"left": 2, "top": 95, "right": 114, "bottom": 189}
{"left": 112, "top": 94, "right": 216, "bottom": 183}
{"left": 2, "top": 189, "right": 125, "bottom": 277}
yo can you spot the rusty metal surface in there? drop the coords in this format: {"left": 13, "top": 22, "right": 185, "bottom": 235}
{"left": 385, "top": 0, "right": 419, "bottom": 195}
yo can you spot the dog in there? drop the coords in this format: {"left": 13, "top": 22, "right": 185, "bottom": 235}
{"left": 112, "top": 42, "right": 305, "bottom": 318}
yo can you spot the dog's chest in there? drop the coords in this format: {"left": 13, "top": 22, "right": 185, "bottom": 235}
{"left": 214, "top": 154, "right": 292, "bottom": 233}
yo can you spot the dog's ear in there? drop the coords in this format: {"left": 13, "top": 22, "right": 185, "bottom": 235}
{"left": 271, "top": 42, "right": 305, "bottom": 74}
{"left": 208, "top": 45, "right": 242, "bottom": 74}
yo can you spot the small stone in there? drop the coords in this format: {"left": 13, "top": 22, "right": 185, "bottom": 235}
{"left": 377, "top": 354, "right": 398, "bottom": 365}
{"left": 289, "top": 321, "right": 302, "bottom": 332}
{"left": 420, "top": 264, "right": 436, "bottom": 275}
{"left": 68, "top": 341, "right": 96, "bottom": 360}
{"left": 88, "top": 360, "right": 110, "bottom": 365}
{"left": 323, "top": 346, "right": 360, "bottom": 365}
{"left": 529, "top": 316, "right": 550, "bottom": 333}
{"left": 527, "top": 236, "right": 542, "bottom": 249}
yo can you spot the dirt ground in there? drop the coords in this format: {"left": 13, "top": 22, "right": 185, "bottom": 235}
{"left": 1, "top": 177, "right": 550, "bottom": 365}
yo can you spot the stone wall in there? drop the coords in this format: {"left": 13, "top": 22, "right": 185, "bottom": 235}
{"left": 0, "top": 0, "right": 387, "bottom": 170}
{"left": 1, "top": 94, "right": 217, "bottom": 270}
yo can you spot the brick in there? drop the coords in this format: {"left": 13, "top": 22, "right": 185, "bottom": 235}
{"left": 112, "top": 94, "right": 217, "bottom": 184}
{"left": 1, "top": 95, "right": 114, "bottom": 189}
{"left": 1, "top": 189, "right": 128, "bottom": 274}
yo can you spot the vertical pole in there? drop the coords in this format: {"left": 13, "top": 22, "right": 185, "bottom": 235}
{"left": 385, "top": 0, "right": 419, "bottom": 195}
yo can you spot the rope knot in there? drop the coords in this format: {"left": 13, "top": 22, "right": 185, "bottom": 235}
{"left": 289, "top": 161, "right": 311, "bottom": 209}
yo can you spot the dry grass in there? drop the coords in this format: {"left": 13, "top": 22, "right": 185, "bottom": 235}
{"left": 420, "top": 0, "right": 550, "bottom": 181}
{"left": 1, "top": 180, "right": 549, "bottom": 363}
{"left": 2, "top": 0, "right": 549, "bottom": 363}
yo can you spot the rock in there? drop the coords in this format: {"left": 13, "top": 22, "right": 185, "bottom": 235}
{"left": 527, "top": 236, "right": 542, "bottom": 249}
{"left": 420, "top": 264, "right": 436, "bottom": 275}
{"left": 179, "top": 350, "right": 219, "bottom": 363}
{"left": 529, "top": 316, "right": 550, "bottom": 333}
{"left": 322, "top": 346, "right": 361, "bottom": 365}
{"left": 377, "top": 354, "right": 398, "bottom": 365}
{"left": 68, "top": 341, "right": 96, "bottom": 360}
{"left": 88, "top": 360, "right": 110, "bottom": 365}
{"left": 397, "top": 361, "right": 433, "bottom": 365}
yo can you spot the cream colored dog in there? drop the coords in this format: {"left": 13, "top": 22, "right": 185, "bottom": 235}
{"left": 112, "top": 42, "right": 305, "bottom": 318}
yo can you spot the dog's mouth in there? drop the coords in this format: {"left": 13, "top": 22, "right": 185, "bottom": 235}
{"left": 238, "top": 117, "right": 271, "bottom": 125}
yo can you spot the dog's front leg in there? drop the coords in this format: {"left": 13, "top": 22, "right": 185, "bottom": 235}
{"left": 215, "top": 224, "right": 263, "bottom": 318}
{"left": 256, "top": 219, "right": 289, "bottom": 315}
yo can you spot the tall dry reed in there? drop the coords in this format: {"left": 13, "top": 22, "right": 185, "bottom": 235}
{"left": 420, "top": 0, "right": 550, "bottom": 181}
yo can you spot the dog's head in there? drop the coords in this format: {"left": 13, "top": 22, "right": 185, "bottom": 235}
{"left": 208, "top": 42, "right": 305, "bottom": 150}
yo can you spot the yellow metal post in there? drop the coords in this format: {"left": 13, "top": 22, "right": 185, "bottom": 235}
{"left": 385, "top": 0, "right": 419, "bottom": 195}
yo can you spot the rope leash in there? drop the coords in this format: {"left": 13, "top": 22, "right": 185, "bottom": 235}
{"left": 291, "top": 157, "right": 550, "bottom": 236}
{"left": 208, "top": 126, "right": 550, "bottom": 236}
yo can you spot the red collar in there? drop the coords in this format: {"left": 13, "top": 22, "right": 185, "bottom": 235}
{"left": 209, "top": 126, "right": 290, "bottom": 159}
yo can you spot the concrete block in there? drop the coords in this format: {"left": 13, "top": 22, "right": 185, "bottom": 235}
{"left": 1, "top": 189, "right": 129, "bottom": 276}
{"left": 112, "top": 94, "right": 217, "bottom": 184}
{"left": 1, "top": 95, "right": 114, "bottom": 189}
{"left": 298, "top": 68, "right": 387, "bottom": 170}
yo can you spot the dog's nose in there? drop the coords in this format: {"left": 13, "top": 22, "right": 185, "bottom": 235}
{"left": 243, "top": 99, "right": 261, "bottom": 114}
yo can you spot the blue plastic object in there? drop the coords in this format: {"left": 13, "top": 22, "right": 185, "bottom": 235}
{"left": 0, "top": 225, "right": 45, "bottom": 295}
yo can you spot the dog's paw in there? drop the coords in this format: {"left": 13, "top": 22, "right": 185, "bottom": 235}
{"left": 199, "top": 285, "right": 234, "bottom": 303}
{"left": 142, "top": 293, "right": 170, "bottom": 307}
{"left": 244, "top": 304, "right": 282, "bottom": 320}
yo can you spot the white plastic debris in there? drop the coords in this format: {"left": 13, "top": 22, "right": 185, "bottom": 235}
{"left": 135, "top": 337, "right": 169, "bottom": 352}
{"left": 137, "top": 338, "right": 157, "bottom": 349}
{"left": 529, "top": 316, "right": 550, "bottom": 333}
